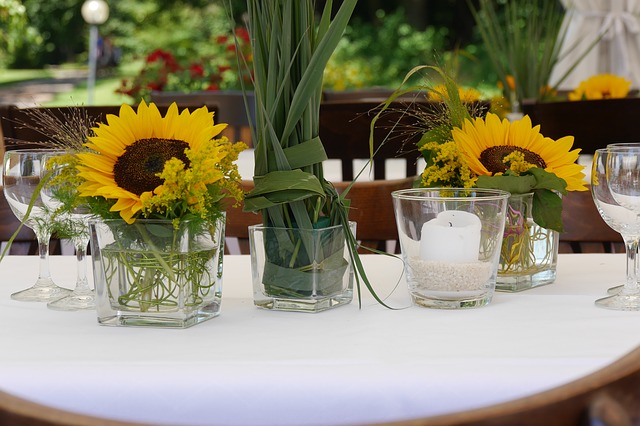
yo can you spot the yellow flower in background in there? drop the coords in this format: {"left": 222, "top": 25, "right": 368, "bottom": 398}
{"left": 568, "top": 74, "right": 631, "bottom": 101}
{"left": 76, "top": 101, "right": 244, "bottom": 223}
{"left": 429, "top": 84, "right": 481, "bottom": 103}
{"left": 453, "top": 113, "right": 587, "bottom": 191}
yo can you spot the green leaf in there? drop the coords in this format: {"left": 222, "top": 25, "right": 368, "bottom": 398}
{"left": 476, "top": 174, "right": 537, "bottom": 193}
{"left": 532, "top": 189, "right": 564, "bottom": 232}
{"left": 526, "top": 167, "right": 568, "bottom": 194}
{"left": 267, "top": 137, "right": 328, "bottom": 171}
{"left": 244, "top": 170, "right": 325, "bottom": 212}
{"left": 146, "top": 224, "right": 174, "bottom": 239}
{"left": 281, "top": 0, "right": 358, "bottom": 143}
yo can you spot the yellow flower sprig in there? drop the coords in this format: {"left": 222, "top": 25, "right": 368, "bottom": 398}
{"left": 419, "top": 140, "right": 476, "bottom": 188}
{"left": 142, "top": 137, "right": 247, "bottom": 221}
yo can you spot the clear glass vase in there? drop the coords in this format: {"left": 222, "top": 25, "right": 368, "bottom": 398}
{"left": 496, "top": 193, "right": 559, "bottom": 292}
{"left": 90, "top": 216, "right": 225, "bottom": 328}
{"left": 249, "top": 222, "right": 355, "bottom": 312}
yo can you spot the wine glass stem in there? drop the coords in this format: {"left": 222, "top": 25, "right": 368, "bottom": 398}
{"left": 622, "top": 236, "right": 639, "bottom": 295}
{"left": 74, "top": 238, "right": 90, "bottom": 293}
{"left": 36, "top": 235, "right": 53, "bottom": 287}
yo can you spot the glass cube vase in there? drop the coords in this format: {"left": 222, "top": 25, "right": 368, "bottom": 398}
{"left": 249, "top": 222, "right": 355, "bottom": 313}
{"left": 90, "top": 217, "right": 225, "bottom": 328}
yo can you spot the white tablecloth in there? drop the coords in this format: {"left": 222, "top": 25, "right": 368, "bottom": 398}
{"left": 0, "top": 253, "right": 637, "bottom": 426}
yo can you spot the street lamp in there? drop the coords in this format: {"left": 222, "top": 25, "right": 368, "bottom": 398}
{"left": 81, "top": 0, "right": 109, "bottom": 105}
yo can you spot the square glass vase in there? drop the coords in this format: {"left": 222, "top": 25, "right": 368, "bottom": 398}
{"left": 249, "top": 222, "right": 355, "bottom": 313}
{"left": 90, "top": 217, "right": 225, "bottom": 328}
{"left": 496, "top": 193, "right": 559, "bottom": 292}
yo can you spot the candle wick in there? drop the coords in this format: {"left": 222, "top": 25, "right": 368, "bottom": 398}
{"left": 448, "top": 222, "right": 453, "bottom": 227}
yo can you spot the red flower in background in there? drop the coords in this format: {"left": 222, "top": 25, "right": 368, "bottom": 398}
{"left": 189, "top": 63, "right": 205, "bottom": 78}
{"left": 117, "top": 27, "right": 253, "bottom": 102}
{"left": 235, "top": 27, "right": 250, "bottom": 43}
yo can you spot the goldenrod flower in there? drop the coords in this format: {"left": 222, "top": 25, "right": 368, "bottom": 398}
{"left": 568, "top": 74, "right": 631, "bottom": 101}
{"left": 453, "top": 113, "right": 587, "bottom": 191}
{"left": 419, "top": 141, "right": 477, "bottom": 188}
{"left": 76, "top": 101, "right": 242, "bottom": 223}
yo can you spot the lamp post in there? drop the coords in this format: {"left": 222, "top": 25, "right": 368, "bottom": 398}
{"left": 81, "top": 0, "right": 109, "bottom": 105}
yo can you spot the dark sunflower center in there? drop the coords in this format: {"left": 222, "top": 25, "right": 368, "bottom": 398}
{"left": 114, "top": 138, "right": 189, "bottom": 195}
{"left": 479, "top": 146, "right": 546, "bottom": 174}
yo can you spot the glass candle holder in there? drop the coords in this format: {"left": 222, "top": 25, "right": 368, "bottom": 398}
{"left": 392, "top": 188, "right": 510, "bottom": 309}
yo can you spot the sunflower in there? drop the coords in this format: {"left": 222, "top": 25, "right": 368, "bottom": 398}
{"left": 452, "top": 113, "right": 587, "bottom": 191}
{"left": 568, "top": 74, "right": 631, "bottom": 101}
{"left": 76, "top": 101, "right": 228, "bottom": 223}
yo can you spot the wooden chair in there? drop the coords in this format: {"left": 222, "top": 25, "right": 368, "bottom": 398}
{"left": 225, "top": 176, "right": 416, "bottom": 254}
{"left": 377, "top": 345, "right": 640, "bottom": 426}
{"left": 0, "top": 389, "right": 147, "bottom": 426}
{"left": 559, "top": 187, "right": 624, "bottom": 254}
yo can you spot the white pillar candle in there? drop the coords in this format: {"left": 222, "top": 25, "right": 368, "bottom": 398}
{"left": 419, "top": 210, "right": 482, "bottom": 263}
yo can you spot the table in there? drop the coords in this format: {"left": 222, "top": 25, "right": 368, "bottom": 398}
{"left": 0, "top": 253, "right": 638, "bottom": 426}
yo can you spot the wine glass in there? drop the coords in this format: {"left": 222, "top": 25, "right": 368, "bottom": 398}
{"left": 605, "top": 143, "right": 640, "bottom": 295}
{"left": 40, "top": 153, "right": 95, "bottom": 311}
{"left": 591, "top": 148, "right": 640, "bottom": 310}
{"left": 2, "top": 149, "right": 71, "bottom": 301}
{"left": 46, "top": 210, "right": 93, "bottom": 310}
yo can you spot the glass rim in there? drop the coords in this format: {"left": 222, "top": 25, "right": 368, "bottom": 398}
{"left": 3, "top": 148, "right": 67, "bottom": 158}
{"left": 248, "top": 221, "right": 355, "bottom": 232}
{"left": 391, "top": 187, "right": 511, "bottom": 201}
{"left": 601, "top": 144, "right": 640, "bottom": 151}
{"left": 4, "top": 148, "right": 66, "bottom": 153}
{"left": 89, "top": 215, "right": 226, "bottom": 225}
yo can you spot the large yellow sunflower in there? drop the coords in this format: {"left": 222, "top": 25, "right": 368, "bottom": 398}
{"left": 452, "top": 113, "right": 587, "bottom": 191}
{"left": 76, "top": 101, "right": 227, "bottom": 223}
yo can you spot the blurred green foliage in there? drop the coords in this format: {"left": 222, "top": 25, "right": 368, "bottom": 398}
{"left": 325, "top": 8, "right": 449, "bottom": 90}
{"left": 0, "top": 0, "right": 547, "bottom": 94}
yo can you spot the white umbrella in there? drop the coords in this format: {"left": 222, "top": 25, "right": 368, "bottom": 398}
{"left": 549, "top": 0, "right": 640, "bottom": 89}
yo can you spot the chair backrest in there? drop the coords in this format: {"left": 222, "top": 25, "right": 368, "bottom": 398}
{"left": 379, "top": 345, "right": 640, "bottom": 425}
{"left": 560, "top": 187, "right": 623, "bottom": 253}
{"left": 0, "top": 104, "right": 219, "bottom": 149}
{"left": 1, "top": 105, "right": 122, "bottom": 149}
{"left": 522, "top": 98, "right": 640, "bottom": 154}
{"left": 225, "top": 176, "right": 415, "bottom": 254}
{"left": 318, "top": 100, "right": 489, "bottom": 181}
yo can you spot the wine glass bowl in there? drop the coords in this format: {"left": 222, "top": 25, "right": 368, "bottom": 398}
{"left": 2, "top": 149, "right": 71, "bottom": 302}
{"left": 591, "top": 147, "right": 640, "bottom": 310}
{"left": 40, "top": 154, "right": 95, "bottom": 311}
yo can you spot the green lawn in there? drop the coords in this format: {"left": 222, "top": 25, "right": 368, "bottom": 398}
{"left": 0, "top": 69, "right": 53, "bottom": 86}
{"left": 44, "top": 76, "right": 133, "bottom": 106}
{"left": 0, "top": 62, "right": 141, "bottom": 106}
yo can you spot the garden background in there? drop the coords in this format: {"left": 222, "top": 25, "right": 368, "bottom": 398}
{"left": 0, "top": 0, "right": 554, "bottom": 106}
